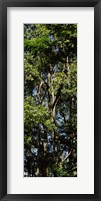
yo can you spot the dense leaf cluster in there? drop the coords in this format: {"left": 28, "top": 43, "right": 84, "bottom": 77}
{"left": 24, "top": 24, "right": 77, "bottom": 177}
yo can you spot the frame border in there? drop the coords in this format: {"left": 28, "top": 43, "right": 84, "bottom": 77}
{"left": 0, "top": 0, "right": 101, "bottom": 200}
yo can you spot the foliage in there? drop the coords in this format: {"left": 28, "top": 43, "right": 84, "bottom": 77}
{"left": 24, "top": 24, "right": 77, "bottom": 177}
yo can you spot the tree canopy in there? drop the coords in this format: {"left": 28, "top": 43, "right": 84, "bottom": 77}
{"left": 24, "top": 24, "right": 77, "bottom": 177}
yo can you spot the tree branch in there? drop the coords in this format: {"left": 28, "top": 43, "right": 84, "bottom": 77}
{"left": 52, "top": 83, "right": 63, "bottom": 110}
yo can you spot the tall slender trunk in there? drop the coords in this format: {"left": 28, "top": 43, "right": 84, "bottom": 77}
{"left": 36, "top": 128, "right": 40, "bottom": 176}
{"left": 42, "top": 129, "right": 48, "bottom": 176}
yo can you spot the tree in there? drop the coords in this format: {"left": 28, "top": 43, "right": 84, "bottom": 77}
{"left": 24, "top": 24, "right": 77, "bottom": 177}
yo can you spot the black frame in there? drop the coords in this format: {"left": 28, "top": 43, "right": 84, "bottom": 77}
{"left": 0, "top": 0, "right": 101, "bottom": 200}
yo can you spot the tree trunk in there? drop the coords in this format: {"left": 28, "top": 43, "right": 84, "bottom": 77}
{"left": 36, "top": 128, "right": 40, "bottom": 176}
